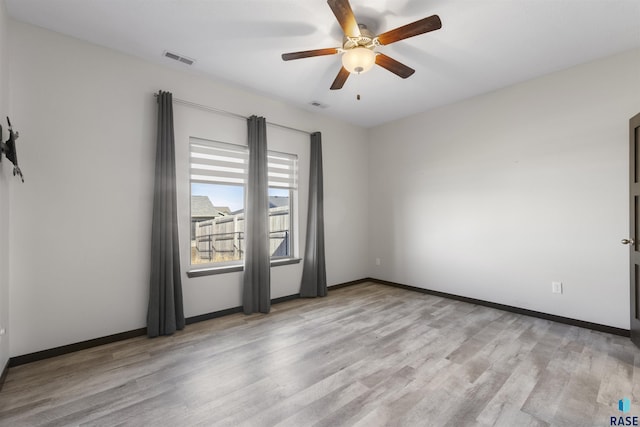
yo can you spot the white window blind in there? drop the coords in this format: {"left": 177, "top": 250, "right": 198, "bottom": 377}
{"left": 190, "top": 138, "right": 248, "bottom": 186}
{"left": 190, "top": 138, "right": 298, "bottom": 189}
{"left": 268, "top": 151, "right": 298, "bottom": 190}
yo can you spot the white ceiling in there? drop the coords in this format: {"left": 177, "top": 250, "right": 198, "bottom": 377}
{"left": 5, "top": 0, "right": 640, "bottom": 127}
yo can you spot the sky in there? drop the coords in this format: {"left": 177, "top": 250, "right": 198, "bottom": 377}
{"left": 192, "top": 183, "right": 288, "bottom": 212}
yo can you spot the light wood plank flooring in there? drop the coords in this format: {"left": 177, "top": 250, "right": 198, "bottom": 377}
{"left": 0, "top": 282, "right": 638, "bottom": 426}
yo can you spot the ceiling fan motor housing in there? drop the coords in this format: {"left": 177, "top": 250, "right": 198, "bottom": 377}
{"left": 343, "top": 24, "right": 376, "bottom": 50}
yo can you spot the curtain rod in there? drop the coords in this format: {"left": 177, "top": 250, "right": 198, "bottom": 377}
{"left": 154, "top": 94, "right": 312, "bottom": 136}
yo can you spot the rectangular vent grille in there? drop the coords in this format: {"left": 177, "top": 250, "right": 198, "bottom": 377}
{"left": 163, "top": 51, "right": 195, "bottom": 66}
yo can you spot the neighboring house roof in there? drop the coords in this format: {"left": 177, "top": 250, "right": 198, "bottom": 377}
{"left": 191, "top": 195, "right": 224, "bottom": 219}
{"left": 269, "top": 196, "right": 289, "bottom": 209}
{"left": 231, "top": 196, "right": 289, "bottom": 216}
{"left": 214, "top": 206, "right": 231, "bottom": 215}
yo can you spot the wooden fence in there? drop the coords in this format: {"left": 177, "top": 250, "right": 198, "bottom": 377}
{"left": 192, "top": 206, "right": 290, "bottom": 264}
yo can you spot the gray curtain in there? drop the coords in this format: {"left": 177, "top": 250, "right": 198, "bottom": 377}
{"left": 243, "top": 116, "right": 271, "bottom": 314}
{"left": 300, "top": 132, "right": 327, "bottom": 297}
{"left": 147, "top": 91, "right": 185, "bottom": 337}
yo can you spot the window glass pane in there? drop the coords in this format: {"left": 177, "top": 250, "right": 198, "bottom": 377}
{"left": 269, "top": 187, "right": 291, "bottom": 258}
{"left": 191, "top": 183, "right": 244, "bottom": 265}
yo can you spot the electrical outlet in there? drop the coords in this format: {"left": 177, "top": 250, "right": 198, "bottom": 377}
{"left": 552, "top": 281, "right": 563, "bottom": 294}
{"left": 375, "top": 258, "right": 381, "bottom": 266}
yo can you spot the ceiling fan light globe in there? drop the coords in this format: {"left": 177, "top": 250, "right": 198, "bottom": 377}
{"left": 342, "top": 47, "right": 376, "bottom": 74}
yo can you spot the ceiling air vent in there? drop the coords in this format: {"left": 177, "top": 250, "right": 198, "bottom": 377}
{"left": 310, "top": 101, "right": 328, "bottom": 109}
{"left": 163, "top": 51, "right": 195, "bottom": 66}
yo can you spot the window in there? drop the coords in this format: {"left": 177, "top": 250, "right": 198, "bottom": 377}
{"left": 267, "top": 151, "right": 298, "bottom": 260}
{"left": 189, "top": 138, "right": 297, "bottom": 267}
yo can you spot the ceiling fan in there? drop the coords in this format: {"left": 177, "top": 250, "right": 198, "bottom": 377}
{"left": 281, "top": 0, "right": 442, "bottom": 90}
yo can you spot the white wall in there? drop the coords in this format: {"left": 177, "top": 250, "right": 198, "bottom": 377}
{"left": 368, "top": 48, "right": 640, "bottom": 329}
{"left": 8, "top": 20, "right": 369, "bottom": 356}
{"left": 0, "top": 0, "right": 10, "bottom": 370}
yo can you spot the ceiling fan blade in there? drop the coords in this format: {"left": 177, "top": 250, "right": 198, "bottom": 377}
{"left": 327, "top": 0, "right": 361, "bottom": 37}
{"left": 375, "top": 54, "right": 415, "bottom": 79}
{"left": 330, "top": 66, "right": 350, "bottom": 90}
{"left": 282, "top": 48, "right": 339, "bottom": 61}
{"left": 376, "top": 15, "right": 442, "bottom": 45}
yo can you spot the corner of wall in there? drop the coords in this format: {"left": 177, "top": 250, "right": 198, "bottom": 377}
{"left": 0, "top": 0, "right": 11, "bottom": 374}
{"left": 365, "top": 49, "right": 640, "bottom": 329}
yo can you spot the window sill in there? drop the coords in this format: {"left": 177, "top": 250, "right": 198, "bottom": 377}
{"left": 187, "top": 258, "right": 302, "bottom": 278}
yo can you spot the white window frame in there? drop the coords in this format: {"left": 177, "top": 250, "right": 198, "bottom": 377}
{"left": 188, "top": 137, "right": 298, "bottom": 272}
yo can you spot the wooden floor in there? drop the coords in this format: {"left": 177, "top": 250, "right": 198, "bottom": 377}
{"left": 0, "top": 282, "right": 638, "bottom": 426}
